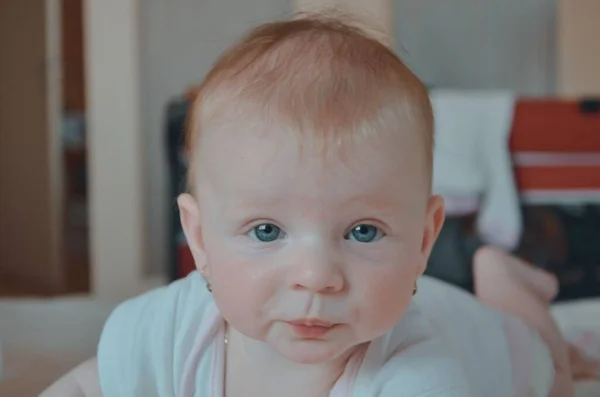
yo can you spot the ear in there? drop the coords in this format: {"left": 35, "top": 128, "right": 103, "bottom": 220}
{"left": 418, "top": 195, "right": 445, "bottom": 275}
{"left": 178, "top": 193, "right": 209, "bottom": 277}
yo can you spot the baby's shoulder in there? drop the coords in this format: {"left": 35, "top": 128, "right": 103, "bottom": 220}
{"left": 97, "top": 271, "right": 216, "bottom": 397}
{"left": 127, "top": 270, "right": 210, "bottom": 315}
{"left": 104, "top": 271, "right": 213, "bottom": 338}
{"left": 379, "top": 301, "right": 438, "bottom": 357}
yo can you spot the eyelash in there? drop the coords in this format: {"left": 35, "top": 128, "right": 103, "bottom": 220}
{"left": 344, "top": 223, "right": 386, "bottom": 243}
{"left": 247, "top": 222, "right": 287, "bottom": 242}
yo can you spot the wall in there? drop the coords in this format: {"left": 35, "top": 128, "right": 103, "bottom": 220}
{"left": 394, "top": 0, "right": 558, "bottom": 96}
{"left": 295, "top": 0, "right": 392, "bottom": 44}
{"left": 140, "top": 0, "right": 293, "bottom": 275}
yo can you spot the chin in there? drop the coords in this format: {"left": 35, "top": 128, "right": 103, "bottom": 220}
{"left": 276, "top": 340, "right": 350, "bottom": 365}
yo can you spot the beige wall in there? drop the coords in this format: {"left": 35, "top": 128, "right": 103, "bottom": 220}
{"left": 295, "top": 0, "right": 392, "bottom": 44}
{"left": 557, "top": 0, "right": 600, "bottom": 97}
{"left": 394, "top": 0, "right": 558, "bottom": 96}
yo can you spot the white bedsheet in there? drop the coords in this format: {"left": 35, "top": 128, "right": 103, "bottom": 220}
{"left": 0, "top": 297, "right": 117, "bottom": 396}
{"left": 552, "top": 299, "right": 600, "bottom": 397}
{"left": 0, "top": 297, "right": 599, "bottom": 396}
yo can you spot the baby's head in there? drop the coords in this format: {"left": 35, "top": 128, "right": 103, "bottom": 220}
{"left": 179, "top": 15, "right": 444, "bottom": 365}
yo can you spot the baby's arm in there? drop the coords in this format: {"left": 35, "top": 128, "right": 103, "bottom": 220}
{"left": 40, "top": 357, "right": 102, "bottom": 397}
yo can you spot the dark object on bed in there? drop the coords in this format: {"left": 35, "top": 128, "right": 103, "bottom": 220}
{"left": 516, "top": 205, "right": 600, "bottom": 301}
{"left": 429, "top": 206, "right": 600, "bottom": 301}
{"left": 426, "top": 215, "right": 479, "bottom": 293}
{"left": 579, "top": 98, "right": 600, "bottom": 114}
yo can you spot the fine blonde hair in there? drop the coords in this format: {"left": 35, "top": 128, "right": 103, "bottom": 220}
{"left": 185, "top": 13, "right": 433, "bottom": 189}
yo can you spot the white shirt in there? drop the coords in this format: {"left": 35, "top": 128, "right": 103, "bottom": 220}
{"left": 97, "top": 272, "right": 552, "bottom": 397}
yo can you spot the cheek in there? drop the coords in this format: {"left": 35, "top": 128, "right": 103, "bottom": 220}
{"left": 205, "top": 238, "right": 277, "bottom": 336}
{"left": 350, "top": 250, "right": 420, "bottom": 338}
{"left": 362, "top": 267, "right": 414, "bottom": 326}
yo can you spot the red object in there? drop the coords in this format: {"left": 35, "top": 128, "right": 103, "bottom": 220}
{"left": 177, "top": 243, "right": 196, "bottom": 278}
{"left": 510, "top": 100, "right": 600, "bottom": 153}
{"left": 515, "top": 166, "right": 600, "bottom": 191}
{"left": 511, "top": 100, "right": 600, "bottom": 191}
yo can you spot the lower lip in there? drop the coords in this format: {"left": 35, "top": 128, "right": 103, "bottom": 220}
{"left": 288, "top": 323, "right": 336, "bottom": 338}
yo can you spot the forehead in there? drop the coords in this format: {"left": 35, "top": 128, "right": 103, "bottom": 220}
{"left": 195, "top": 120, "right": 428, "bottom": 206}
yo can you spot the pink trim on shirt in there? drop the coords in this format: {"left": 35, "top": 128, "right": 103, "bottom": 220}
{"left": 330, "top": 344, "right": 369, "bottom": 397}
{"left": 179, "top": 303, "right": 222, "bottom": 397}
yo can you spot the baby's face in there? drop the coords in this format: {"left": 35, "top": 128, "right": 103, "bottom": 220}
{"left": 181, "top": 122, "right": 443, "bottom": 365}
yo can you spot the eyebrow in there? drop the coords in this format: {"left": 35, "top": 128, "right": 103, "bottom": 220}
{"left": 227, "top": 194, "right": 285, "bottom": 207}
{"left": 219, "top": 196, "right": 287, "bottom": 218}
{"left": 342, "top": 195, "right": 398, "bottom": 210}
{"left": 227, "top": 194, "right": 400, "bottom": 211}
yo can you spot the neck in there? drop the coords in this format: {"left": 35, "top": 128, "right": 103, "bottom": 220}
{"left": 227, "top": 327, "right": 356, "bottom": 396}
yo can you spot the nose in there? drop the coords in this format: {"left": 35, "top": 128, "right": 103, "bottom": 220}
{"left": 287, "top": 243, "right": 345, "bottom": 294}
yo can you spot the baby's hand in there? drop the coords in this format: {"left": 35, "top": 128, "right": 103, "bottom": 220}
{"left": 40, "top": 357, "right": 103, "bottom": 397}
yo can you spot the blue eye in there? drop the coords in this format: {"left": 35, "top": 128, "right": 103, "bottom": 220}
{"left": 346, "top": 224, "right": 384, "bottom": 243}
{"left": 249, "top": 223, "right": 285, "bottom": 242}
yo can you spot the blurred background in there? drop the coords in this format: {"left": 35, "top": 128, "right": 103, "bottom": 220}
{"left": 1, "top": 0, "right": 599, "bottom": 394}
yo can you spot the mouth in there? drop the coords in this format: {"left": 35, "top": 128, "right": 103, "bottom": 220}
{"left": 287, "top": 318, "right": 338, "bottom": 339}
{"left": 289, "top": 318, "right": 334, "bottom": 327}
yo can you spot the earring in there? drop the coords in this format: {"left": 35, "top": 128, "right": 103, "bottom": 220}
{"left": 200, "top": 266, "right": 212, "bottom": 292}
{"left": 413, "top": 281, "right": 418, "bottom": 296}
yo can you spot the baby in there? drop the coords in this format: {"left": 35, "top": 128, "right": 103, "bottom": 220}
{"left": 42, "top": 15, "right": 598, "bottom": 397}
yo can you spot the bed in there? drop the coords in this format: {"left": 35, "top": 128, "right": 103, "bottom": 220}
{"left": 552, "top": 298, "right": 600, "bottom": 396}
{"left": 1, "top": 296, "right": 599, "bottom": 396}
{"left": 0, "top": 297, "right": 116, "bottom": 396}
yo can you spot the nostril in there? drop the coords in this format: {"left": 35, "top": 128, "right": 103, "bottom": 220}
{"left": 293, "top": 283, "right": 306, "bottom": 291}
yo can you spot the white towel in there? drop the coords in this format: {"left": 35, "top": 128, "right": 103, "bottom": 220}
{"left": 430, "top": 89, "right": 521, "bottom": 250}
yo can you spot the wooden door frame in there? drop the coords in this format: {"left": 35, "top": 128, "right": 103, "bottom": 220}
{"left": 557, "top": 0, "right": 600, "bottom": 97}
{"left": 47, "top": 0, "right": 65, "bottom": 292}
{"left": 84, "top": 0, "right": 164, "bottom": 299}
